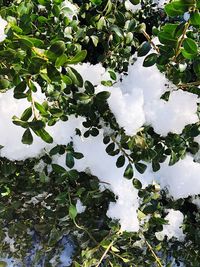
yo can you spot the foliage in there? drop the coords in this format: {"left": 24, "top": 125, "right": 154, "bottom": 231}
{"left": 0, "top": 0, "right": 200, "bottom": 266}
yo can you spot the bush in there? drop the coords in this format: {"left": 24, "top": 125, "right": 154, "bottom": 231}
{"left": 0, "top": 0, "right": 200, "bottom": 266}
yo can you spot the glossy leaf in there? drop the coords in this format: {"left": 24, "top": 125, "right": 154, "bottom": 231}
{"left": 69, "top": 204, "right": 77, "bottom": 220}
{"left": 124, "top": 163, "right": 134, "bottom": 179}
{"left": 65, "top": 50, "right": 87, "bottom": 64}
{"left": 22, "top": 128, "right": 33, "bottom": 145}
{"left": 66, "top": 152, "right": 75, "bottom": 169}
{"left": 116, "top": 155, "right": 125, "bottom": 168}
{"left": 183, "top": 38, "right": 198, "bottom": 55}
{"left": 137, "top": 42, "right": 151, "bottom": 57}
{"left": 143, "top": 53, "right": 158, "bottom": 67}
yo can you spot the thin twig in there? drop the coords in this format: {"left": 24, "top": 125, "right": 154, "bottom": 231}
{"left": 178, "top": 81, "right": 200, "bottom": 89}
{"left": 173, "top": 22, "right": 190, "bottom": 62}
{"left": 142, "top": 30, "right": 160, "bottom": 54}
{"left": 68, "top": 191, "right": 98, "bottom": 245}
{"left": 96, "top": 239, "right": 115, "bottom": 267}
{"left": 145, "top": 240, "right": 163, "bottom": 267}
{"left": 111, "top": 135, "right": 134, "bottom": 164}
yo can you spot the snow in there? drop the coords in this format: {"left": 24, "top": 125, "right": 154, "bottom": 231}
{"left": 4, "top": 232, "right": 17, "bottom": 253}
{"left": 0, "top": 89, "right": 45, "bottom": 160}
{"left": 121, "top": 0, "right": 169, "bottom": 13}
{"left": 0, "top": 88, "right": 84, "bottom": 160}
{"left": 145, "top": 90, "right": 199, "bottom": 136}
{"left": 73, "top": 63, "right": 110, "bottom": 86}
{"left": 55, "top": 131, "right": 140, "bottom": 232}
{"left": 191, "top": 196, "right": 200, "bottom": 209}
{"left": 0, "top": 38, "right": 199, "bottom": 234}
{"left": 153, "top": 0, "right": 169, "bottom": 8}
{"left": 76, "top": 199, "right": 86, "bottom": 214}
{"left": 105, "top": 57, "right": 198, "bottom": 137}
{"left": 156, "top": 155, "right": 200, "bottom": 199}
{"left": 0, "top": 16, "right": 7, "bottom": 42}
{"left": 155, "top": 209, "right": 185, "bottom": 241}
{"left": 124, "top": 1, "right": 141, "bottom": 12}
{"left": 61, "top": 0, "right": 78, "bottom": 20}
{"left": 107, "top": 85, "right": 145, "bottom": 136}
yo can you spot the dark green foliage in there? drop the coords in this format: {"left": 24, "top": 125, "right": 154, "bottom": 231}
{"left": 0, "top": 0, "right": 200, "bottom": 266}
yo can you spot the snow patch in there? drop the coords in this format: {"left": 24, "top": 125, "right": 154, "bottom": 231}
{"left": 76, "top": 199, "right": 86, "bottom": 214}
{"left": 0, "top": 16, "right": 7, "bottom": 42}
{"left": 155, "top": 209, "right": 185, "bottom": 241}
{"left": 156, "top": 155, "right": 200, "bottom": 199}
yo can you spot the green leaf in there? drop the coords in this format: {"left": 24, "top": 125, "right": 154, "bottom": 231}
{"left": 183, "top": 38, "right": 198, "bottom": 55}
{"left": 48, "top": 40, "right": 66, "bottom": 58}
{"left": 96, "top": 91, "right": 111, "bottom": 100}
{"left": 12, "top": 116, "right": 29, "bottom": 128}
{"left": 52, "top": 164, "right": 66, "bottom": 173}
{"left": 49, "top": 145, "right": 61, "bottom": 156}
{"left": 66, "top": 50, "right": 87, "bottom": 64}
{"left": 164, "top": 3, "right": 183, "bottom": 17}
{"left": 125, "top": 32, "right": 133, "bottom": 44}
{"left": 20, "top": 107, "right": 32, "bottom": 121}
{"left": 67, "top": 67, "right": 83, "bottom": 87}
{"left": 138, "top": 209, "right": 146, "bottom": 220}
{"left": 18, "top": 37, "right": 33, "bottom": 48}
{"left": 29, "top": 120, "right": 45, "bottom": 130}
{"left": 181, "top": 49, "right": 196, "bottom": 59}
{"left": 193, "top": 60, "right": 200, "bottom": 77}
{"left": 74, "top": 93, "right": 91, "bottom": 101}
{"left": 135, "top": 162, "right": 147, "bottom": 174}
{"left": 66, "top": 152, "right": 75, "bottom": 169}
{"left": 169, "top": 151, "right": 178, "bottom": 166}
{"left": 143, "top": 53, "right": 158, "bottom": 67}
{"left": 73, "top": 152, "right": 84, "bottom": 159}
{"left": 101, "top": 80, "right": 113, "bottom": 86}
{"left": 137, "top": 42, "right": 151, "bottom": 57}
{"left": 106, "top": 143, "right": 115, "bottom": 153}
{"left": 62, "top": 75, "right": 72, "bottom": 85}
{"left": 164, "top": 1, "right": 191, "bottom": 17}
{"left": 0, "top": 78, "right": 10, "bottom": 90}
{"left": 91, "top": 35, "right": 99, "bottom": 47}
{"left": 128, "top": 19, "right": 136, "bottom": 31}
{"left": 124, "top": 163, "right": 134, "bottom": 179}
{"left": 55, "top": 54, "right": 68, "bottom": 67}
{"left": 116, "top": 155, "right": 125, "bottom": 168}
{"left": 22, "top": 128, "right": 33, "bottom": 145}
{"left": 13, "top": 92, "right": 27, "bottom": 99}
{"left": 47, "top": 64, "right": 61, "bottom": 82}
{"left": 190, "top": 11, "right": 200, "bottom": 26}
{"left": 28, "top": 80, "right": 37, "bottom": 92}
{"left": 14, "top": 80, "right": 26, "bottom": 94}
{"left": 85, "top": 80, "right": 95, "bottom": 94}
{"left": 158, "top": 32, "right": 177, "bottom": 46}
{"left": 103, "top": 136, "right": 110, "bottom": 144}
{"left": 97, "top": 16, "right": 106, "bottom": 30}
{"left": 108, "top": 70, "right": 117, "bottom": 80}
{"left": 35, "top": 102, "right": 49, "bottom": 116}
{"left": 132, "top": 178, "right": 142, "bottom": 189}
{"left": 90, "top": 128, "right": 99, "bottom": 136}
{"left": 34, "top": 128, "right": 53, "bottom": 143}
{"left": 110, "top": 25, "right": 123, "bottom": 38}
{"left": 152, "top": 161, "right": 160, "bottom": 172}
{"left": 18, "top": 35, "right": 44, "bottom": 47}
{"left": 69, "top": 204, "right": 77, "bottom": 220}
{"left": 130, "top": 0, "right": 140, "bottom": 5}
{"left": 137, "top": 23, "right": 146, "bottom": 33}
